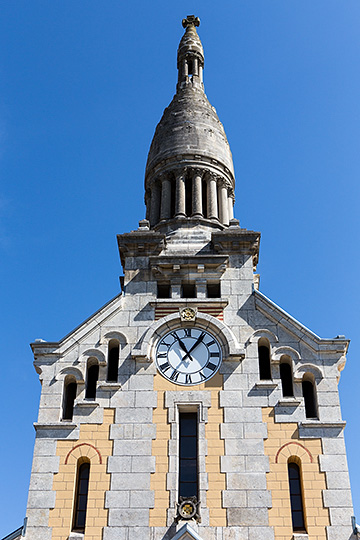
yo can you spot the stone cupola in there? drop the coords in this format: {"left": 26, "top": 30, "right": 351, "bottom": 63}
{"left": 145, "top": 16, "right": 236, "bottom": 230}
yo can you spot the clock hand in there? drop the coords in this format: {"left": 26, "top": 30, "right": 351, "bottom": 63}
{"left": 173, "top": 334, "right": 191, "bottom": 357}
{"left": 183, "top": 332, "right": 205, "bottom": 361}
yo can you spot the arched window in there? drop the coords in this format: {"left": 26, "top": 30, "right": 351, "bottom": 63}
{"left": 302, "top": 376, "right": 318, "bottom": 419}
{"left": 258, "top": 338, "right": 271, "bottom": 380}
{"left": 288, "top": 461, "right": 306, "bottom": 532}
{"left": 107, "top": 340, "right": 119, "bottom": 382}
{"left": 85, "top": 360, "right": 99, "bottom": 400}
{"left": 62, "top": 377, "right": 76, "bottom": 421}
{"left": 72, "top": 460, "right": 90, "bottom": 532}
{"left": 280, "top": 358, "right": 294, "bottom": 397}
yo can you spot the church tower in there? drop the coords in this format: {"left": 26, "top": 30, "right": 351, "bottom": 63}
{"left": 19, "top": 16, "right": 355, "bottom": 540}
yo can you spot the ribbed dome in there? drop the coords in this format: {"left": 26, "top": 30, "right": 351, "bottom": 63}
{"left": 145, "top": 87, "right": 235, "bottom": 184}
{"left": 144, "top": 17, "right": 236, "bottom": 230}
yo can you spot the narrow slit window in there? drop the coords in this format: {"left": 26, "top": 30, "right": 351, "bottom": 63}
{"left": 107, "top": 340, "right": 119, "bottom": 382}
{"left": 179, "top": 412, "right": 198, "bottom": 500}
{"left": 85, "top": 363, "right": 99, "bottom": 399}
{"left": 62, "top": 380, "right": 76, "bottom": 421}
{"left": 288, "top": 462, "right": 306, "bottom": 532}
{"left": 202, "top": 179, "right": 208, "bottom": 218}
{"left": 258, "top": 342, "right": 271, "bottom": 380}
{"left": 73, "top": 461, "right": 90, "bottom": 532}
{"left": 185, "top": 176, "right": 192, "bottom": 216}
{"left": 302, "top": 379, "right": 318, "bottom": 419}
{"left": 280, "top": 362, "right": 294, "bottom": 397}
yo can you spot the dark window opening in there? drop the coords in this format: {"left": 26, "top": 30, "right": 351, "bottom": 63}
{"left": 179, "top": 412, "right": 198, "bottom": 500}
{"left": 207, "top": 282, "right": 221, "bottom": 298}
{"left": 107, "top": 341, "right": 119, "bottom": 382}
{"left": 187, "top": 59, "right": 193, "bottom": 76}
{"left": 85, "top": 364, "right": 99, "bottom": 400}
{"left": 73, "top": 461, "right": 90, "bottom": 532}
{"left": 170, "top": 177, "right": 176, "bottom": 218}
{"left": 63, "top": 380, "right": 76, "bottom": 421}
{"left": 288, "top": 462, "right": 306, "bottom": 532}
{"left": 185, "top": 176, "right": 192, "bottom": 217}
{"left": 202, "top": 179, "right": 208, "bottom": 218}
{"left": 258, "top": 344, "right": 271, "bottom": 380}
{"left": 157, "top": 282, "right": 171, "bottom": 298}
{"left": 181, "top": 283, "right": 196, "bottom": 298}
{"left": 302, "top": 379, "right": 318, "bottom": 419}
{"left": 280, "top": 362, "right": 294, "bottom": 397}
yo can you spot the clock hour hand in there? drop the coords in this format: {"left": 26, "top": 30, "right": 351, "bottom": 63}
{"left": 183, "top": 332, "right": 205, "bottom": 361}
{"left": 173, "top": 334, "right": 192, "bottom": 358}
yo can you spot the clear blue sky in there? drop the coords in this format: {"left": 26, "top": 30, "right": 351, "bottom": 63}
{"left": 1, "top": 1, "right": 359, "bottom": 536}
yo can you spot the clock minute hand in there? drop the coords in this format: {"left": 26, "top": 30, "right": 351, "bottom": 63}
{"left": 183, "top": 332, "right": 205, "bottom": 361}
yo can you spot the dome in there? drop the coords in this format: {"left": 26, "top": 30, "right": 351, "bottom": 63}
{"left": 144, "top": 16, "right": 236, "bottom": 230}
{"left": 145, "top": 87, "right": 235, "bottom": 186}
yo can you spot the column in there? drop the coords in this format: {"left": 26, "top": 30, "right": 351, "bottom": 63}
{"left": 219, "top": 183, "right": 229, "bottom": 226}
{"left": 228, "top": 195, "right": 234, "bottom": 221}
{"left": 207, "top": 174, "right": 218, "bottom": 221}
{"left": 199, "top": 64, "right": 203, "bottom": 83}
{"left": 160, "top": 174, "right": 172, "bottom": 221}
{"left": 192, "top": 169, "right": 203, "bottom": 217}
{"left": 175, "top": 170, "right": 186, "bottom": 218}
{"left": 149, "top": 181, "right": 160, "bottom": 226}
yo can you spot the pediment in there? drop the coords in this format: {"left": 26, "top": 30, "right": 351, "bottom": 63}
{"left": 170, "top": 523, "right": 204, "bottom": 540}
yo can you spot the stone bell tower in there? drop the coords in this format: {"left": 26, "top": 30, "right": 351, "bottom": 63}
{"left": 14, "top": 15, "right": 355, "bottom": 540}
{"left": 145, "top": 14, "right": 235, "bottom": 230}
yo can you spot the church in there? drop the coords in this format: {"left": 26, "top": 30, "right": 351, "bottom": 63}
{"left": 6, "top": 15, "right": 356, "bottom": 540}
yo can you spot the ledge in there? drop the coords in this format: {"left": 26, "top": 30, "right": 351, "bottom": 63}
{"left": 97, "top": 382, "right": 121, "bottom": 391}
{"left": 292, "top": 534, "right": 308, "bottom": 540}
{"left": 150, "top": 299, "right": 228, "bottom": 308}
{"left": 34, "top": 422, "right": 78, "bottom": 431}
{"left": 299, "top": 420, "right": 346, "bottom": 429}
{"left": 254, "top": 381, "right": 277, "bottom": 389}
{"left": 277, "top": 398, "right": 301, "bottom": 407}
{"left": 75, "top": 400, "right": 100, "bottom": 408}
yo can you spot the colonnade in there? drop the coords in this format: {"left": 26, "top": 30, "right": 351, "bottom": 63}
{"left": 147, "top": 168, "right": 234, "bottom": 227}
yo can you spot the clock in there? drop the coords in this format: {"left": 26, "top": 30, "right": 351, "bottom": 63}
{"left": 155, "top": 326, "right": 222, "bottom": 386}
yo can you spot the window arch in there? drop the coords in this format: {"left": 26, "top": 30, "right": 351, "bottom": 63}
{"left": 302, "top": 374, "right": 318, "bottom": 419}
{"left": 72, "top": 459, "right": 90, "bottom": 532}
{"left": 280, "top": 356, "right": 294, "bottom": 397}
{"left": 288, "top": 460, "right": 306, "bottom": 532}
{"left": 107, "top": 339, "right": 119, "bottom": 382}
{"left": 85, "top": 359, "right": 99, "bottom": 400}
{"left": 62, "top": 376, "right": 77, "bottom": 421}
{"left": 258, "top": 338, "right": 271, "bottom": 380}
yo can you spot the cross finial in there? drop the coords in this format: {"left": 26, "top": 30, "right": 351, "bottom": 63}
{"left": 182, "top": 15, "right": 200, "bottom": 29}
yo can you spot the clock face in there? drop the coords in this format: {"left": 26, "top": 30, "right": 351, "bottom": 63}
{"left": 155, "top": 327, "right": 222, "bottom": 386}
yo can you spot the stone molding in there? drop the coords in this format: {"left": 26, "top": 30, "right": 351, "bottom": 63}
{"left": 164, "top": 391, "right": 211, "bottom": 526}
{"left": 132, "top": 311, "right": 244, "bottom": 362}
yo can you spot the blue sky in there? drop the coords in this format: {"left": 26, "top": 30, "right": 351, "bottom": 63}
{"left": 1, "top": 1, "right": 360, "bottom": 536}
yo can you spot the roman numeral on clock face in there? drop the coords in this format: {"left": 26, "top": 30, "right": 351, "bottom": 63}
{"left": 209, "top": 352, "right": 220, "bottom": 358}
{"left": 185, "top": 374, "right": 192, "bottom": 384}
{"left": 170, "top": 370, "right": 180, "bottom": 382}
{"left": 206, "top": 362, "right": 217, "bottom": 371}
{"left": 159, "top": 361, "right": 171, "bottom": 373}
{"left": 157, "top": 352, "right": 167, "bottom": 358}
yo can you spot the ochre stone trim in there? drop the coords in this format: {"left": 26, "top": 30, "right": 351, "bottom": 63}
{"left": 65, "top": 443, "right": 102, "bottom": 465}
{"left": 48, "top": 409, "right": 114, "bottom": 540}
{"left": 275, "top": 441, "right": 313, "bottom": 464}
{"left": 263, "top": 408, "right": 330, "bottom": 540}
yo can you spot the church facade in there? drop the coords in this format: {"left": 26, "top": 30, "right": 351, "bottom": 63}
{"left": 17, "top": 16, "right": 355, "bottom": 540}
